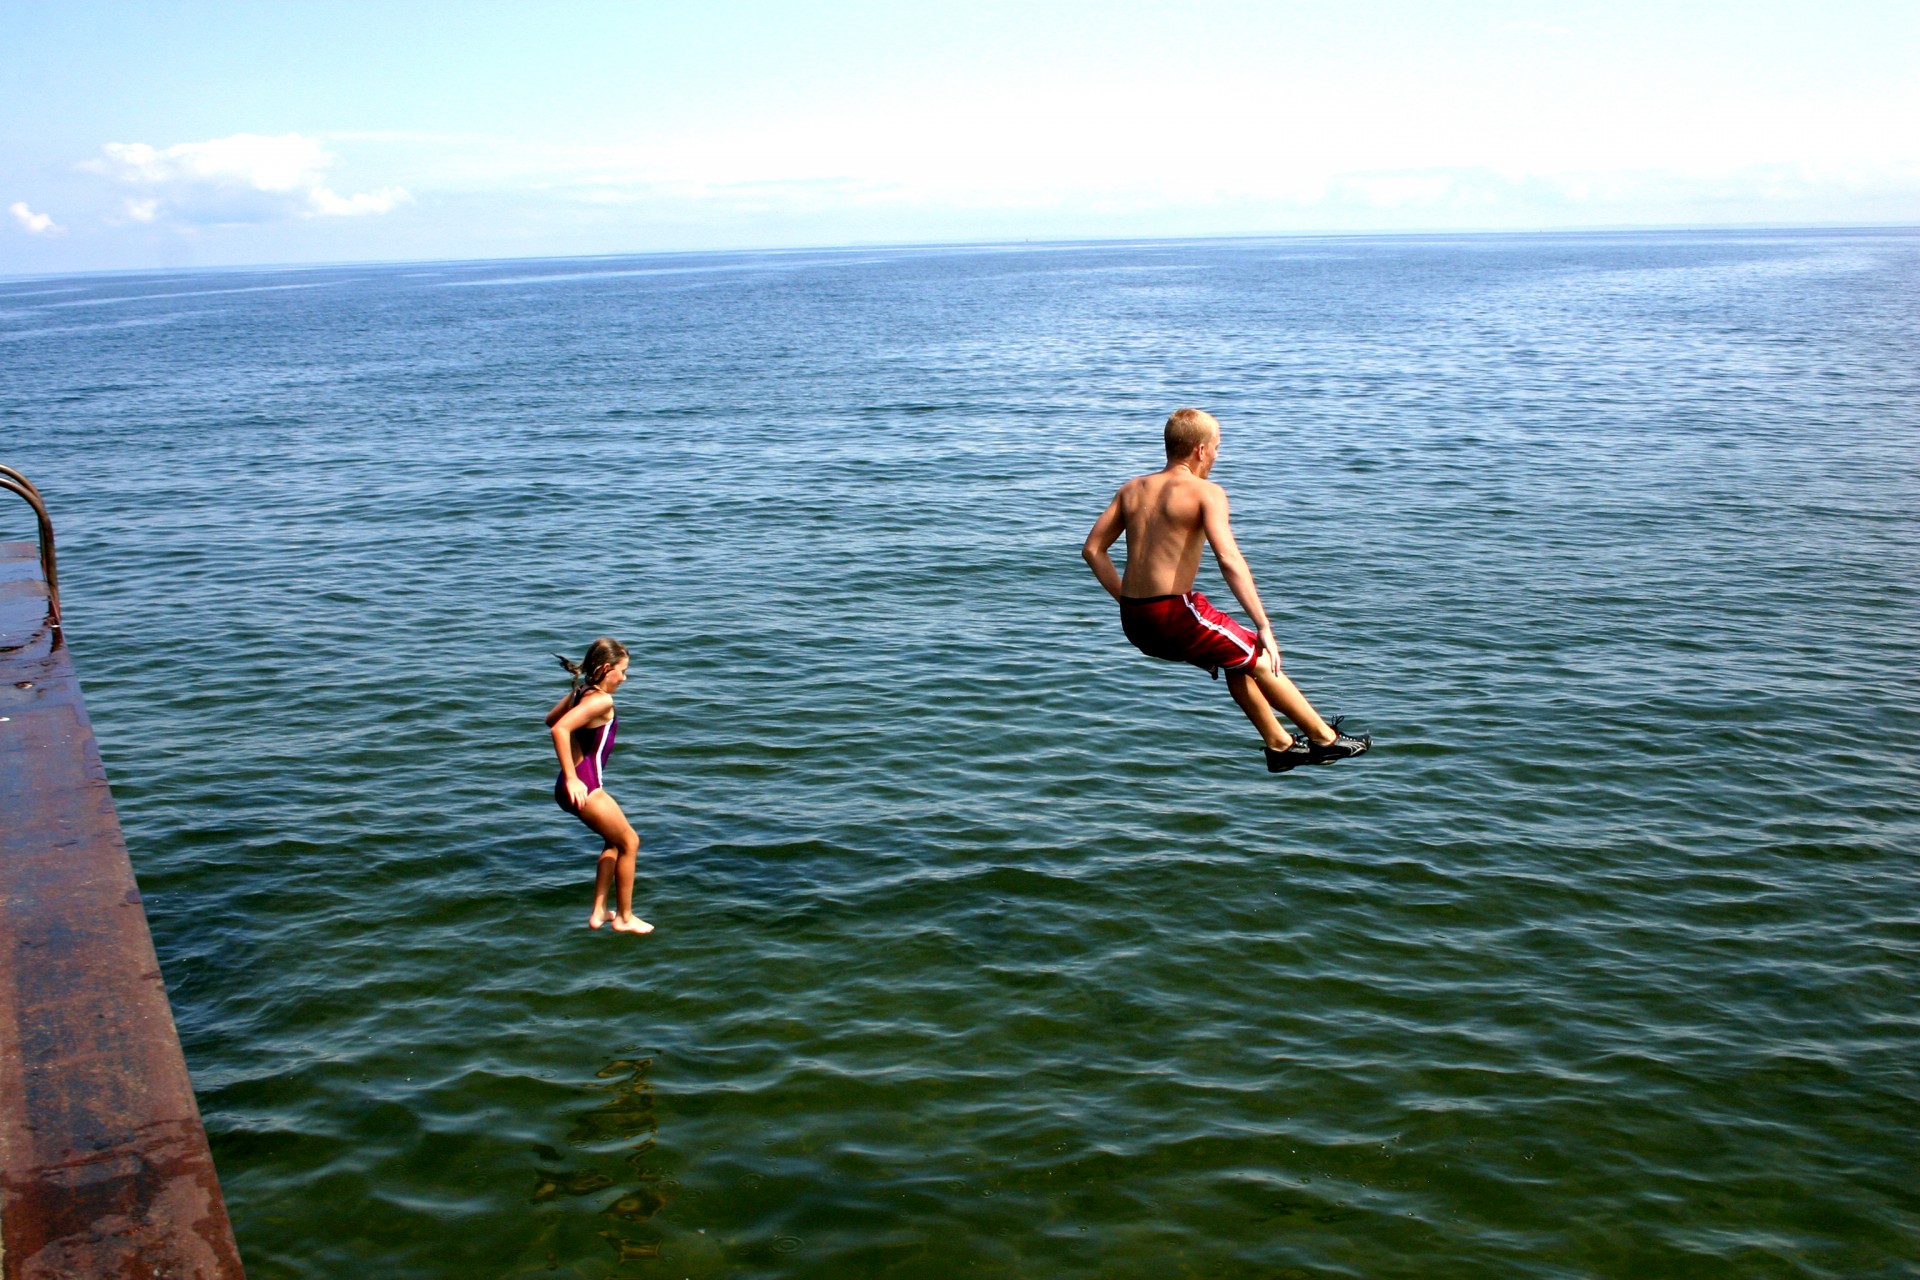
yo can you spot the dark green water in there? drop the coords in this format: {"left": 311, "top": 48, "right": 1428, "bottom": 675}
{"left": 4, "top": 230, "right": 1916, "bottom": 1278}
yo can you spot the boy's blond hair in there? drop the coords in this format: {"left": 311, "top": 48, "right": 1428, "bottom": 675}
{"left": 1164, "top": 408, "right": 1220, "bottom": 460}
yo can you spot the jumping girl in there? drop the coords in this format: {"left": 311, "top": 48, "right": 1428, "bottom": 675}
{"left": 546, "top": 637, "right": 652, "bottom": 934}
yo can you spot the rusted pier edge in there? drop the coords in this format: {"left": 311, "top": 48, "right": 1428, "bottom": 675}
{"left": 0, "top": 541, "right": 245, "bottom": 1278}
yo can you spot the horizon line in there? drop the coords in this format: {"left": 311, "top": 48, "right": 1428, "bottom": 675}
{"left": 4, "top": 219, "right": 1916, "bottom": 285}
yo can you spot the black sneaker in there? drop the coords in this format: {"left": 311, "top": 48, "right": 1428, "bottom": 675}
{"left": 1308, "top": 717, "right": 1372, "bottom": 765}
{"left": 1264, "top": 738, "right": 1313, "bottom": 773}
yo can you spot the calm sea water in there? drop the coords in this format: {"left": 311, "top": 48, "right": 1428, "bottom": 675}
{"left": 3, "top": 230, "right": 1916, "bottom": 1279}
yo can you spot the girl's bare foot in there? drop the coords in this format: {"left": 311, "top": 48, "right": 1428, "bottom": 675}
{"left": 611, "top": 914, "right": 654, "bottom": 935}
{"left": 589, "top": 905, "right": 609, "bottom": 929}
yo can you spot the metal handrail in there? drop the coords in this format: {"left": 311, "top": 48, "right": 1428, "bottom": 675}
{"left": 0, "top": 464, "right": 61, "bottom": 630}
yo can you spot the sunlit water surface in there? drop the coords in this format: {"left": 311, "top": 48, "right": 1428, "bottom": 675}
{"left": 4, "top": 230, "right": 1917, "bottom": 1279}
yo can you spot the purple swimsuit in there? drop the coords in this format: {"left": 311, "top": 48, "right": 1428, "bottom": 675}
{"left": 555, "top": 707, "right": 617, "bottom": 816}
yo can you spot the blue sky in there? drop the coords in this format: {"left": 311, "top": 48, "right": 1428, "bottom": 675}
{"left": 3, "top": 0, "right": 1916, "bottom": 274}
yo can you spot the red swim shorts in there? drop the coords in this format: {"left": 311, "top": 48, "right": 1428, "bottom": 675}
{"left": 1120, "top": 590, "right": 1264, "bottom": 677}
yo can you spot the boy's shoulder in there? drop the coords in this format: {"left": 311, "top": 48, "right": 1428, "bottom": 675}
{"left": 1176, "top": 472, "right": 1228, "bottom": 502}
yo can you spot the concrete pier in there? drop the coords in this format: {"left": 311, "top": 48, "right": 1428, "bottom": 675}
{"left": 0, "top": 540, "right": 245, "bottom": 1278}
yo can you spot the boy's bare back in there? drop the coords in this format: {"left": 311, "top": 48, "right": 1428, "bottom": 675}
{"left": 1110, "top": 467, "right": 1221, "bottom": 598}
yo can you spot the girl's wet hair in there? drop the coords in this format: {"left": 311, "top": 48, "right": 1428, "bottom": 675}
{"left": 556, "top": 637, "right": 629, "bottom": 695}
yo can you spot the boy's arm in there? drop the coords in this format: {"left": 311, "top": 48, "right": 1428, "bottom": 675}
{"left": 1200, "top": 486, "right": 1280, "bottom": 664}
{"left": 1082, "top": 493, "right": 1126, "bottom": 602}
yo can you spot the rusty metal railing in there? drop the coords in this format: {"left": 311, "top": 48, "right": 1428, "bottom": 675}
{"left": 0, "top": 463, "right": 61, "bottom": 630}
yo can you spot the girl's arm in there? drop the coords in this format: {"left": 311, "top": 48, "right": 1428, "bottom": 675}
{"left": 544, "top": 692, "right": 575, "bottom": 729}
{"left": 550, "top": 691, "right": 613, "bottom": 779}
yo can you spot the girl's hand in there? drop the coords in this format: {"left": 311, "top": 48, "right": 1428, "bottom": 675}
{"left": 566, "top": 777, "right": 589, "bottom": 809}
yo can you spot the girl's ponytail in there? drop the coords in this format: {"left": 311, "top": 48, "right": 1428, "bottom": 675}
{"left": 557, "top": 637, "right": 629, "bottom": 699}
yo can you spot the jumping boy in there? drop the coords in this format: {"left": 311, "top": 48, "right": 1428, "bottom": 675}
{"left": 1082, "top": 408, "right": 1372, "bottom": 773}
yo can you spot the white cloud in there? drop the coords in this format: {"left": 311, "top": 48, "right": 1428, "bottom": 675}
{"left": 375, "top": 69, "right": 1919, "bottom": 230}
{"left": 83, "top": 133, "right": 409, "bottom": 225}
{"left": 8, "top": 202, "right": 62, "bottom": 234}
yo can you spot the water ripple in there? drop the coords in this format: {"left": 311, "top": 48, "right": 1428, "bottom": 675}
{"left": 6, "top": 230, "right": 1917, "bottom": 1278}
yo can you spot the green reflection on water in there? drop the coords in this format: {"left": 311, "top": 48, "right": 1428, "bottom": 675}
{"left": 531, "top": 1055, "right": 668, "bottom": 1270}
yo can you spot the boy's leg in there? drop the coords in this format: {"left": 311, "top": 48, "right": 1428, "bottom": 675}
{"left": 1249, "top": 651, "right": 1337, "bottom": 745}
{"left": 1225, "top": 669, "right": 1295, "bottom": 750}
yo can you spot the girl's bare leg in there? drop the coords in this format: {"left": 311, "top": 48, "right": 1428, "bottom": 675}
{"left": 590, "top": 847, "right": 617, "bottom": 928}
{"left": 577, "top": 791, "right": 653, "bottom": 935}
{"left": 615, "top": 840, "right": 637, "bottom": 923}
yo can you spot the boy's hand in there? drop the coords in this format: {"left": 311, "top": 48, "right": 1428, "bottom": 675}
{"left": 1258, "top": 625, "right": 1280, "bottom": 672}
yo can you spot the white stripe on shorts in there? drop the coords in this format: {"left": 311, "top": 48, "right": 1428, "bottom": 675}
{"left": 1182, "top": 594, "right": 1256, "bottom": 669}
